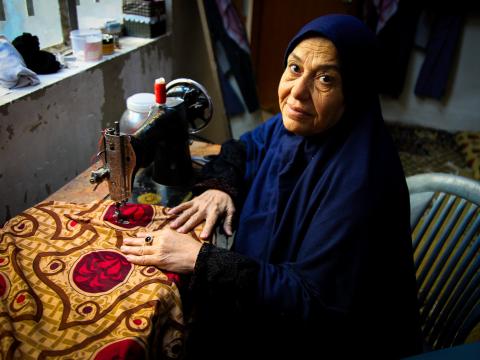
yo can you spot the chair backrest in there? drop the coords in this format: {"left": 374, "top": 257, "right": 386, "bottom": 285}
{"left": 406, "top": 173, "right": 480, "bottom": 350}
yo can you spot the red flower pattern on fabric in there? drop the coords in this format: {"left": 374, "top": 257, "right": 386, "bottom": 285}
{"left": 164, "top": 271, "right": 181, "bottom": 284}
{"left": 0, "top": 273, "right": 8, "bottom": 298}
{"left": 103, "top": 203, "right": 154, "bottom": 229}
{"left": 72, "top": 251, "right": 132, "bottom": 293}
{"left": 94, "top": 338, "right": 145, "bottom": 360}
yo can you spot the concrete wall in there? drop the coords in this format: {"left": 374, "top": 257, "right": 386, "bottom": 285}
{"left": 0, "top": 0, "right": 230, "bottom": 224}
{"left": 381, "top": 13, "right": 480, "bottom": 132}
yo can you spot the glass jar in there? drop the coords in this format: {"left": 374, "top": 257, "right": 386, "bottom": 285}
{"left": 120, "top": 93, "right": 156, "bottom": 134}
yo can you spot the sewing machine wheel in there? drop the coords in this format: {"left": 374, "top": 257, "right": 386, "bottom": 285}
{"left": 166, "top": 78, "right": 213, "bottom": 134}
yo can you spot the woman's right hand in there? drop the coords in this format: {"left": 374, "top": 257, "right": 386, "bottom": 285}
{"left": 168, "top": 189, "right": 235, "bottom": 240}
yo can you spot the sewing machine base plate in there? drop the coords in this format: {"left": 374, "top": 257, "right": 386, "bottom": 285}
{"left": 129, "top": 165, "right": 192, "bottom": 207}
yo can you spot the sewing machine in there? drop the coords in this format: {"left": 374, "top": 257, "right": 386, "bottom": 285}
{"left": 89, "top": 78, "right": 213, "bottom": 209}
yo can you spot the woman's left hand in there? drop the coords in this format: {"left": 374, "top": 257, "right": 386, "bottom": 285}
{"left": 121, "top": 228, "right": 203, "bottom": 274}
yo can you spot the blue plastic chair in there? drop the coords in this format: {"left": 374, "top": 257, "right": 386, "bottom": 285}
{"left": 407, "top": 173, "right": 480, "bottom": 350}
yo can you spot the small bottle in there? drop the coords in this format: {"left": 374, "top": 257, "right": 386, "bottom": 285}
{"left": 119, "top": 93, "right": 156, "bottom": 134}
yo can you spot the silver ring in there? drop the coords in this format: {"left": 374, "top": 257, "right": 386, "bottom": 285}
{"left": 145, "top": 235, "right": 153, "bottom": 246}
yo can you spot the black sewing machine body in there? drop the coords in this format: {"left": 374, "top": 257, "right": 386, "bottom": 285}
{"left": 90, "top": 78, "right": 212, "bottom": 207}
{"left": 131, "top": 97, "right": 192, "bottom": 187}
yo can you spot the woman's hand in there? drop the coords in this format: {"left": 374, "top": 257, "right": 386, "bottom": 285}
{"left": 168, "top": 189, "right": 235, "bottom": 239}
{"left": 121, "top": 229, "right": 202, "bottom": 274}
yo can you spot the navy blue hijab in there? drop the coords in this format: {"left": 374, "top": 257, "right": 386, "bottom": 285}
{"left": 234, "top": 14, "right": 421, "bottom": 357}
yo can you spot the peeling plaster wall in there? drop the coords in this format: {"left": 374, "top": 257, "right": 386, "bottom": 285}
{"left": 0, "top": 69, "right": 105, "bottom": 222}
{"left": 0, "top": 0, "right": 231, "bottom": 223}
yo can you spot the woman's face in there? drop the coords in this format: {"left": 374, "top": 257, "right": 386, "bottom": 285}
{"left": 278, "top": 37, "right": 345, "bottom": 136}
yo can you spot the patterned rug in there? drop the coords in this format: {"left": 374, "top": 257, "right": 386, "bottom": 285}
{"left": 387, "top": 122, "right": 480, "bottom": 180}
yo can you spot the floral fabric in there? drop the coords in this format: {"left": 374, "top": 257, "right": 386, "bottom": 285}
{"left": 0, "top": 200, "right": 202, "bottom": 359}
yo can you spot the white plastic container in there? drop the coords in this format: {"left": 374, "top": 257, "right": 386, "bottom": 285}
{"left": 120, "top": 93, "right": 156, "bottom": 134}
{"left": 70, "top": 29, "right": 102, "bottom": 61}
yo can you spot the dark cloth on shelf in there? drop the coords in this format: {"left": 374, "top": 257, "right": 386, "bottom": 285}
{"left": 364, "top": 0, "right": 422, "bottom": 97}
{"left": 372, "top": 0, "right": 400, "bottom": 33}
{"left": 364, "top": 1, "right": 466, "bottom": 100}
{"left": 414, "top": 13, "right": 464, "bottom": 99}
{"left": 12, "top": 33, "right": 60, "bottom": 75}
{"left": 187, "top": 14, "right": 422, "bottom": 359}
{"left": 217, "top": 68, "right": 245, "bottom": 117}
{"left": 203, "top": 0, "right": 259, "bottom": 114}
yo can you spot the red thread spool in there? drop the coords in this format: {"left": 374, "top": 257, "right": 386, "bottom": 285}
{"left": 154, "top": 77, "right": 166, "bottom": 104}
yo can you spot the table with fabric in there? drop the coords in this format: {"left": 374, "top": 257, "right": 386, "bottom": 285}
{"left": 0, "top": 141, "right": 219, "bottom": 359}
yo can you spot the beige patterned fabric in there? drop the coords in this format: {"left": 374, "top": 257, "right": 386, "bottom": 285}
{"left": 456, "top": 131, "right": 480, "bottom": 179}
{"left": 0, "top": 200, "right": 202, "bottom": 359}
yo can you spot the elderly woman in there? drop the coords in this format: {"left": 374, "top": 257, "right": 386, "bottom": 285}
{"left": 122, "top": 14, "right": 422, "bottom": 358}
